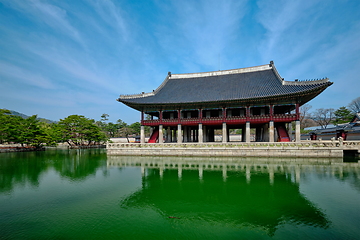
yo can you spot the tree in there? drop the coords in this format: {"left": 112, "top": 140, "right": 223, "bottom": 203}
{"left": 129, "top": 122, "right": 141, "bottom": 135}
{"left": 312, "top": 108, "right": 335, "bottom": 129}
{"left": 333, "top": 106, "right": 353, "bottom": 125}
{"left": 106, "top": 122, "right": 119, "bottom": 138}
{"left": 0, "top": 110, "right": 57, "bottom": 148}
{"left": 299, "top": 104, "right": 313, "bottom": 129}
{"left": 101, "top": 113, "right": 109, "bottom": 122}
{"left": 57, "top": 115, "right": 107, "bottom": 146}
{"left": 0, "top": 109, "right": 12, "bottom": 143}
{"left": 348, "top": 97, "right": 360, "bottom": 114}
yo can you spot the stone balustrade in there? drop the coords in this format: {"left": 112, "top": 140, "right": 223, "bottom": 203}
{"left": 107, "top": 140, "right": 360, "bottom": 158}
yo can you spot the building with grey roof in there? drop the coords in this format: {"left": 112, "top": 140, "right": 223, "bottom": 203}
{"left": 118, "top": 61, "right": 332, "bottom": 144}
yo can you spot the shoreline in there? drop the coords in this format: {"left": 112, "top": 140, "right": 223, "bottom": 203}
{"left": 0, "top": 144, "right": 106, "bottom": 153}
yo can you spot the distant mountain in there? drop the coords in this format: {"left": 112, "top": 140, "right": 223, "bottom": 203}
{"left": 9, "top": 110, "right": 56, "bottom": 124}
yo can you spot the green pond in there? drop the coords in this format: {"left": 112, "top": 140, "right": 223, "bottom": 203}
{"left": 1, "top": 149, "right": 360, "bottom": 239}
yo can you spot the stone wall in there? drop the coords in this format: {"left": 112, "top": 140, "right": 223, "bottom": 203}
{"left": 106, "top": 140, "right": 360, "bottom": 158}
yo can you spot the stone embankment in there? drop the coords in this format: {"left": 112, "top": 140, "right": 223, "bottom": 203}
{"left": 107, "top": 139, "right": 360, "bottom": 159}
{"left": 67, "top": 144, "right": 106, "bottom": 149}
{"left": 0, "top": 143, "right": 105, "bottom": 153}
{"left": 0, "top": 144, "right": 44, "bottom": 153}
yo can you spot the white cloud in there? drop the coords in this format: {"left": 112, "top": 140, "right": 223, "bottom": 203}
{"left": 1, "top": 0, "right": 85, "bottom": 47}
{"left": 154, "top": 0, "right": 247, "bottom": 71}
{"left": 0, "top": 61, "right": 55, "bottom": 89}
{"left": 87, "top": 0, "right": 128, "bottom": 41}
{"left": 256, "top": 0, "right": 321, "bottom": 63}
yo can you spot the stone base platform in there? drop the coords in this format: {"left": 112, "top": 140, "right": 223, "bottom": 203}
{"left": 107, "top": 141, "right": 360, "bottom": 158}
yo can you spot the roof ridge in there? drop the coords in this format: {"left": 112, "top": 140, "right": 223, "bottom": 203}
{"left": 170, "top": 63, "right": 272, "bottom": 79}
{"left": 283, "top": 78, "right": 330, "bottom": 85}
{"left": 270, "top": 61, "right": 284, "bottom": 84}
{"left": 118, "top": 75, "right": 170, "bottom": 100}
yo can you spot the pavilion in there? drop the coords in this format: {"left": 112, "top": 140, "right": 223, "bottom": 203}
{"left": 117, "top": 61, "right": 332, "bottom": 143}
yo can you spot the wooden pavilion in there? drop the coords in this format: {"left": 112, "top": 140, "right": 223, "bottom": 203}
{"left": 117, "top": 61, "right": 332, "bottom": 143}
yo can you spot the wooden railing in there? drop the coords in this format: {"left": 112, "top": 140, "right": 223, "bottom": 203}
{"left": 143, "top": 114, "right": 297, "bottom": 126}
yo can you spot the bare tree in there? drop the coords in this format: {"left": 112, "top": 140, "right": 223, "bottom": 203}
{"left": 311, "top": 108, "right": 335, "bottom": 129}
{"left": 348, "top": 97, "right": 360, "bottom": 114}
{"left": 299, "top": 104, "right": 312, "bottom": 129}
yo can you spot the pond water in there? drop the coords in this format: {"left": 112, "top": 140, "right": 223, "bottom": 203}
{"left": 1, "top": 149, "right": 360, "bottom": 239}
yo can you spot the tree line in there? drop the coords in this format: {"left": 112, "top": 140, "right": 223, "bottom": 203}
{"left": 300, "top": 96, "right": 360, "bottom": 130}
{"left": 2, "top": 96, "right": 359, "bottom": 147}
{"left": 0, "top": 110, "right": 142, "bottom": 148}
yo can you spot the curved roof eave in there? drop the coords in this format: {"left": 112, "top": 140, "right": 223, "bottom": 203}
{"left": 119, "top": 82, "right": 332, "bottom": 112}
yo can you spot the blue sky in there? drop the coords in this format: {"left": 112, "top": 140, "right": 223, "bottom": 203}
{"left": 0, "top": 0, "right": 359, "bottom": 124}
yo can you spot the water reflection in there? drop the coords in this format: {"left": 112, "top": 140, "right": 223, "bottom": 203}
{"left": 0, "top": 149, "right": 107, "bottom": 193}
{"left": 109, "top": 156, "right": 360, "bottom": 236}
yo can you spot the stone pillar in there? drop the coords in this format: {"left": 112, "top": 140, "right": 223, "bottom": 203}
{"left": 188, "top": 127, "right": 191, "bottom": 142}
{"left": 263, "top": 123, "right": 269, "bottom": 142}
{"left": 246, "top": 122, "right": 250, "bottom": 143}
{"left": 288, "top": 122, "right": 293, "bottom": 141}
{"left": 269, "top": 121, "right": 274, "bottom": 143}
{"left": 177, "top": 124, "right": 182, "bottom": 143}
{"left": 203, "top": 125, "right": 207, "bottom": 142}
{"left": 159, "top": 125, "right": 163, "bottom": 143}
{"left": 255, "top": 126, "right": 261, "bottom": 142}
{"left": 198, "top": 123, "right": 203, "bottom": 143}
{"left": 140, "top": 125, "right": 145, "bottom": 143}
{"left": 183, "top": 126, "right": 188, "bottom": 143}
{"left": 207, "top": 127, "right": 211, "bottom": 142}
{"left": 167, "top": 127, "right": 171, "bottom": 143}
{"left": 295, "top": 120, "right": 301, "bottom": 142}
{"left": 222, "top": 122, "right": 227, "bottom": 143}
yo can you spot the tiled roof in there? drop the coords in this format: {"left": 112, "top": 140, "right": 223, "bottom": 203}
{"left": 118, "top": 62, "right": 332, "bottom": 109}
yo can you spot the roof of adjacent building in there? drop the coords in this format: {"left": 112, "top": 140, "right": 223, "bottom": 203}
{"left": 118, "top": 61, "right": 333, "bottom": 111}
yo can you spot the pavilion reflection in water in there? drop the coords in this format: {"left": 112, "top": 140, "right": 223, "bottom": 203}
{"left": 106, "top": 156, "right": 360, "bottom": 235}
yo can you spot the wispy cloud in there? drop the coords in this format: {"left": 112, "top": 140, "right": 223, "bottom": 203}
{"left": 1, "top": 0, "right": 85, "bottom": 47}
{"left": 154, "top": 0, "right": 247, "bottom": 72}
{"left": 87, "top": 0, "right": 128, "bottom": 41}
{"left": 0, "top": 61, "right": 55, "bottom": 89}
{"left": 1, "top": 0, "right": 360, "bottom": 123}
{"left": 256, "top": 0, "right": 321, "bottom": 63}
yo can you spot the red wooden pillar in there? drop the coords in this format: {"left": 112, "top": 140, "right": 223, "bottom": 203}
{"left": 246, "top": 106, "right": 250, "bottom": 122}
{"left": 222, "top": 107, "right": 226, "bottom": 122}
{"left": 159, "top": 110, "right": 162, "bottom": 124}
{"left": 141, "top": 111, "right": 144, "bottom": 125}
{"left": 296, "top": 103, "right": 299, "bottom": 120}
{"left": 199, "top": 109, "right": 202, "bottom": 123}
{"left": 270, "top": 105, "right": 273, "bottom": 121}
{"left": 178, "top": 110, "right": 181, "bottom": 124}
